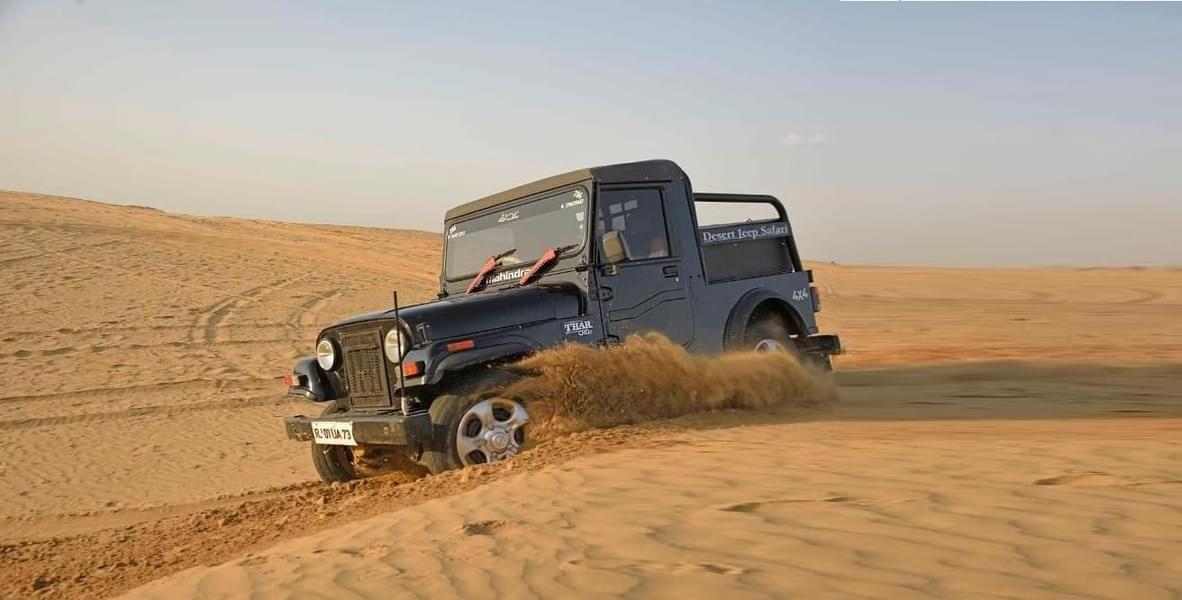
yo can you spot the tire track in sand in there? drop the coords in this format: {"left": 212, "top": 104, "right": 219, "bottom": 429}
{"left": 0, "top": 394, "right": 286, "bottom": 431}
{"left": 288, "top": 286, "right": 345, "bottom": 353}
{"left": 186, "top": 277, "right": 306, "bottom": 375}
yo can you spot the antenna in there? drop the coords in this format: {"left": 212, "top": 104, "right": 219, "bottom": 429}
{"left": 392, "top": 290, "right": 407, "bottom": 412}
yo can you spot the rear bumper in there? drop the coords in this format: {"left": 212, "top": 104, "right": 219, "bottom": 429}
{"left": 284, "top": 411, "right": 433, "bottom": 446}
{"left": 799, "top": 334, "right": 842, "bottom": 356}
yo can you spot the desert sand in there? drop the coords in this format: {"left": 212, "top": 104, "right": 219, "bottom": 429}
{"left": 1, "top": 191, "right": 1180, "bottom": 599}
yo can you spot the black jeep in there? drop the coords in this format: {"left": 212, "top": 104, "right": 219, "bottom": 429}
{"left": 284, "top": 159, "right": 841, "bottom": 482}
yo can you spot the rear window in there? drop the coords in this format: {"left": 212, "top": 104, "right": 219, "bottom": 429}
{"left": 693, "top": 200, "right": 781, "bottom": 227}
{"left": 695, "top": 199, "right": 794, "bottom": 283}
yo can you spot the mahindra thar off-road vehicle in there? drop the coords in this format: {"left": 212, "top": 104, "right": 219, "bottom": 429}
{"left": 283, "top": 159, "right": 841, "bottom": 482}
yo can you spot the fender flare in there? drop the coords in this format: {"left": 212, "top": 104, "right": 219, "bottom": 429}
{"left": 722, "top": 288, "right": 808, "bottom": 351}
{"left": 426, "top": 340, "right": 539, "bottom": 385}
{"left": 290, "top": 356, "right": 340, "bottom": 402}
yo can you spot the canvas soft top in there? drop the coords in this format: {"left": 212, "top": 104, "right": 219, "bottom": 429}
{"left": 443, "top": 159, "right": 687, "bottom": 221}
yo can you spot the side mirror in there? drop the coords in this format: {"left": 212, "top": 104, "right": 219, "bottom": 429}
{"left": 601, "top": 230, "right": 631, "bottom": 264}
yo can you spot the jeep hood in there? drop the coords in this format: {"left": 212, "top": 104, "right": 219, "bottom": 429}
{"left": 323, "top": 284, "right": 582, "bottom": 341}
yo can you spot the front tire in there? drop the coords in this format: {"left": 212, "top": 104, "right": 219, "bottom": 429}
{"left": 421, "top": 394, "right": 530, "bottom": 474}
{"left": 310, "top": 401, "right": 357, "bottom": 483}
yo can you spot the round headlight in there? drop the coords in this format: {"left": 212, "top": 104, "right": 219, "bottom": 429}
{"left": 384, "top": 328, "right": 407, "bottom": 362}
{"left": 316, "top": 339, "right": 337, "bottom": 370}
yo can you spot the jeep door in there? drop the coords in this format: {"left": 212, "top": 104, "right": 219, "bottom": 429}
{"left": 593, "top": 185, "right": 694, "bottom": 345}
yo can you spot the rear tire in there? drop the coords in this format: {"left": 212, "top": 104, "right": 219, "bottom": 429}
{"left": 745, "top": 317, "right": 793, "bottom": 353}
{"left": 745, "top": 316, "right": 832, "bottom": 371}
{"left": 310, "top": 401, "right": 357, "bottom": 484}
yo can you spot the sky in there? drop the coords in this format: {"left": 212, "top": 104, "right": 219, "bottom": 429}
{"left": 1, "top": 0, "right": 1179, "bottom": 266}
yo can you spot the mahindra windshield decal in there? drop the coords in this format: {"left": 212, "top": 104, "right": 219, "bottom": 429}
{"left": 485, "top": 267, "right": 531, "bottom": 285}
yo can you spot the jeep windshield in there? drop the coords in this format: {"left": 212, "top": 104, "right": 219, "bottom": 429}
{"left": 444, "top": 186, "right": 588, "bottom": 280}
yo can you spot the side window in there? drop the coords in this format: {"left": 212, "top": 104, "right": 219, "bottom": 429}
{"left": 596, "top": 188, "right": 670, "bottom": 261}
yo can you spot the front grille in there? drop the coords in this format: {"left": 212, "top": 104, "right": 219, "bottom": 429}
{"left": 340, "top": 330, "right": 391, "bottom": 409}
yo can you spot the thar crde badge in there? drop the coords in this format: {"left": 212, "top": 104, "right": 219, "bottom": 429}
{"left": 563, "top": 319, "right": 594, "bottom": 337}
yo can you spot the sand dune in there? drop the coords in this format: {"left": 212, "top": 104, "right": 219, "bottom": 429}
{"left": 0, "top": 192, "right": 439, "bottom": 521}
{"left": 1, "top": 191, "right": 1180, "bottom": 599}
{"left": 128, "top": 418, "right": 1182, "bottom": 600}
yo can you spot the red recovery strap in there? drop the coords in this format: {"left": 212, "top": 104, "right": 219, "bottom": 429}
{"left": 466, "top": 255, "right": 500, "bottom": 294}
{"left": 519, "top": 247, "right": 559, "bottom": 286}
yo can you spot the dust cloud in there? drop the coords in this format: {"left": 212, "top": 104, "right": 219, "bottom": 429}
{"left": 500, "top": 333, "right": 838, "bottom": 439}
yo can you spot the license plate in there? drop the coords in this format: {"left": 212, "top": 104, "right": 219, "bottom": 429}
{"left": 311, "top": 421, "right": 357, "bottom": 446}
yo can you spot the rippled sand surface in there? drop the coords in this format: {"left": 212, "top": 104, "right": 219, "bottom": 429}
{"left": 1, "top": 192, "right": 1179, "bottom": 599}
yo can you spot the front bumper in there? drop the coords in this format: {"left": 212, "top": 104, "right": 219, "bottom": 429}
{"left": 285, "top": 411, "right": 433, "bottom": 446}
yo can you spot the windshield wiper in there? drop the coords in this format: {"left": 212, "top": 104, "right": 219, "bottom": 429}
{"left": 518, "top": 245, "right": 577, "bottom": 286}
{"left": 466, "top": 247, "right": 516, "bottom": 294}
